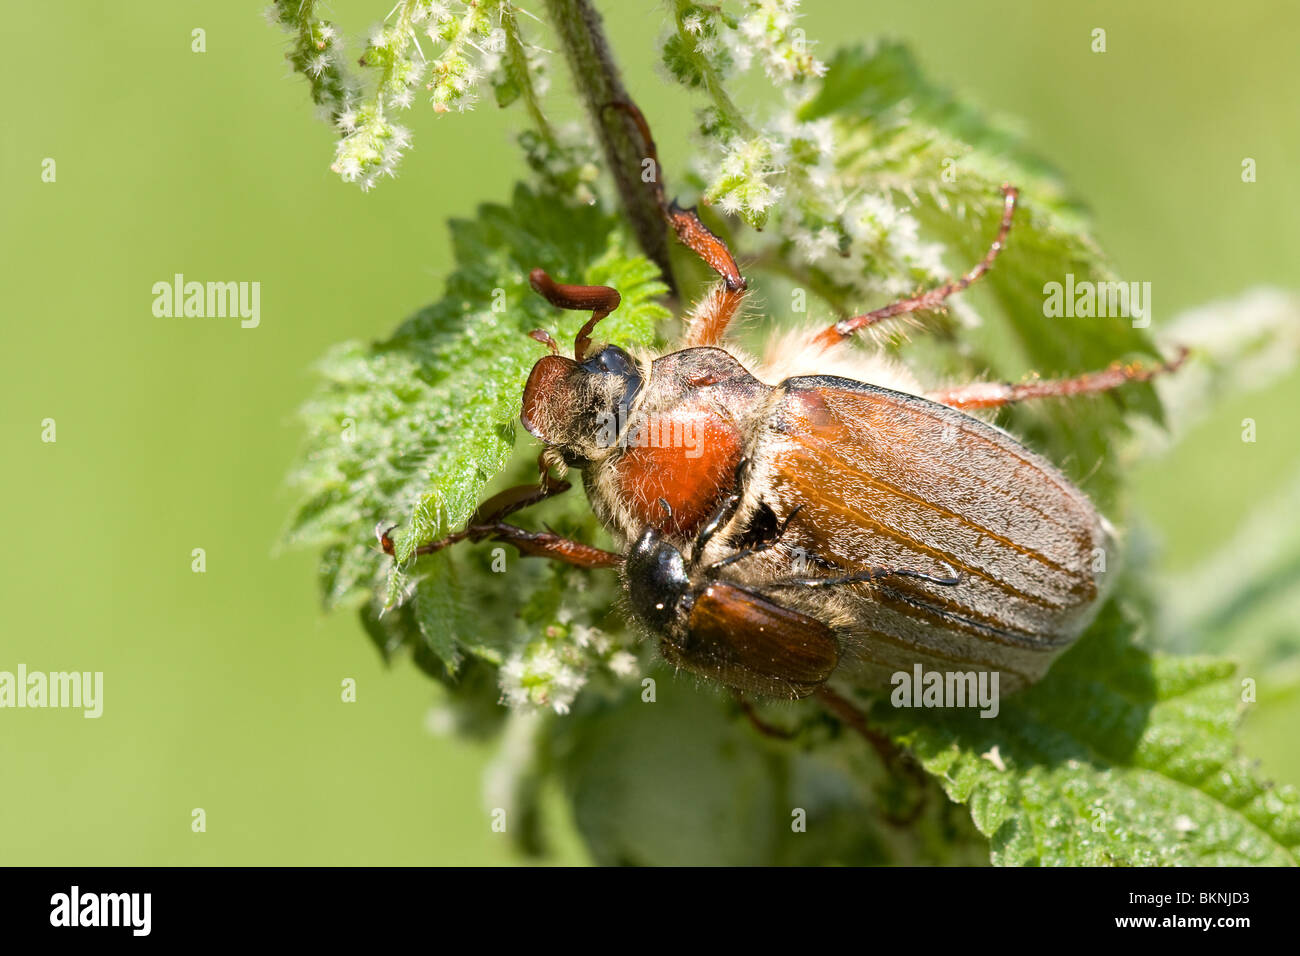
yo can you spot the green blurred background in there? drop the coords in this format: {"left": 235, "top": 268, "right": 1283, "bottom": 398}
{"left": 3, "top": 1, "right": 1297, "bottom": 865}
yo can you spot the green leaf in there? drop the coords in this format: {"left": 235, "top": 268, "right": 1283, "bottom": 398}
{"left": 283, "top": 184, "right": 669, "bottom": 663}
{"left": 874, "top": 601, "right": 1300, "bottom": 865}
{"left": 412, "top": 551, "right": 504, "bottom": 676}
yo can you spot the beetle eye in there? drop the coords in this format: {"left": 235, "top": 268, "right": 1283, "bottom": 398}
{"left": 581, "top": 345, "right": 643, "bottom": 417}
{"left": 583, "top": 345, "right": 637, "bottom": 379}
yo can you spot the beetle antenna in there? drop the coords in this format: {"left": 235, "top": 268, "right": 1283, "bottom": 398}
{"left": 573, "top": 310, "right": 611, "bottom": 362}
{"left": 528, "top": 268, "right": 622, "bottom": 361}
{"left": 811, "top": 184, "right": 1018, "bottom": 349}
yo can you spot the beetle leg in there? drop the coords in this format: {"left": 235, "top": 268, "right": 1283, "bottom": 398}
{"left": 691, "top": 492, "right": 742, "bottom": 558}
{"left": 378, "top": 520, "right": 621, "bottom": 570}
{"left": 481, "top": 523, "right": 623, "bottom": 569}
{"left": 604, "top": 100, "right": 748, "bottom": 347}
{"left": 691, "top": 456, "right": 754, "bottom": 559}
{"left": 528, "top": 268, "right": 622, "bottom": 361}
{"left": 471, "top": 470, "right": 572, "bottom": 526}
{"left": 809, "top": 185, "right": 1018, "bottom": 349}
{"left": 815, "top": 686, "right": 900, "bottom": 764}
{"left": 375, "top": 469, "right": 582, "bottom": 561}
{"left": 705, "top": 505, "right": 805, "bottom": 574}
{"left": 928, "top": 346, "right": 1189, "bottom": 411}
{"left": 681, "top": 273, "right": 749, "bottom": 348}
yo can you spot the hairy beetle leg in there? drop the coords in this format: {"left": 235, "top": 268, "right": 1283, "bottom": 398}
{"left": 706, "top": 505, "right": 805, "bottom": 575}
{"left": 691, "top": 491, "right": 743, "bottom": 558}
{"left": 604, "top": 99, "right": 747, "bottom": 346}
{"left": 812, "top": 184, "right": 1019, "bottom": 349}
{"left": 928, "top": 346, "right": 1190, "bottom": 411}
{"left": 476, "top": 523, "right": 622, "bottom": 569}
{"left": 376, "top": 472, "right": 575, "bottom": 560}
{"left": 379, "top": 519, "right": 620, "bottom": 570}
{"left": 472, "top": 471, "right": 572, "bottom": 525}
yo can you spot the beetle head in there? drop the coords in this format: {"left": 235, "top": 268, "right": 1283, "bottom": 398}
{"left": 521, "top": 344, "right": 644, "bottom": 465}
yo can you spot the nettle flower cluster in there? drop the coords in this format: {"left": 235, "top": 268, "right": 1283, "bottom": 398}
{"left": 500, "top": 588, "right": 639, "bottom": 715}
{"left": 665, "top": 3, "right": 951, "bottom": 306}
{"left": 337, "top": 2, "right": 499, "bottom": 189}
{"left": 663, "top": 1, "right": 828, "bottom": 227}
{"left": 273, "top": 1, "right": 553, "bottom": 191}
{"left": 270, "top": 3, "right": 356, "bottom": 118}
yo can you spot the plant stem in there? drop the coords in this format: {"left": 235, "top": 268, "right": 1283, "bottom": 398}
{"left": 541, "top": 0, "right": 676, "bottom": 290}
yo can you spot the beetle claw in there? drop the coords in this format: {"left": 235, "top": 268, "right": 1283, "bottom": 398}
{"left": 375, "top": 522, "right": 398, "bottom": 556}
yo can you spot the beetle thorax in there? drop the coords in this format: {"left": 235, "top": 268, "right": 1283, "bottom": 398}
{"left": 581, "top": 347, "right": 772, "bottom": 544}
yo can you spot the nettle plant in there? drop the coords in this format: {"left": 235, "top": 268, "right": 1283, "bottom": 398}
{"left": 275, "top": 1, "right": 1299, "bottom": 864}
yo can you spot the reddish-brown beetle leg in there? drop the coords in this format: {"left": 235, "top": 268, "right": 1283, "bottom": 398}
{"left": 812, "top": 184, "right": 1019, "bottom": 349}
{"left": 469, "top": 475, "right": 572, "bottom": 527}
{"left": 815, "top": 686, "right": 897, "bottom": 764}
{"left": 376, "top": 473, "right": 574, "bottom": 559}
{"left": 377, "top": 519, "right": 620, "bottom": 570}
{"left": 375, "top": 521, "right": 471, "bottom": 559}
{"left": 478, "top": 523, "right": 623, "bottom": 570}
{"left": 928, "top": 346, "right": 1190, "bottom": 411}
{"left": 603, "top": 99, "right": 747, "bottom": 346}
{"left": 528, "top": 268, "right": 622, "bottom": 361}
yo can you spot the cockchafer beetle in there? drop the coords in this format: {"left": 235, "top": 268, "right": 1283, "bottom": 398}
{"left": 383, "top": 102, "right": 1186, "bottom": 699}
